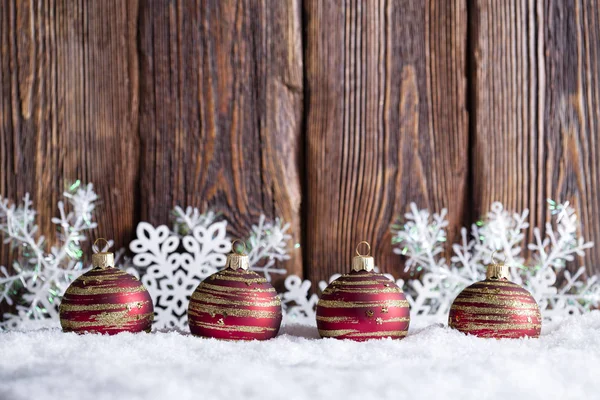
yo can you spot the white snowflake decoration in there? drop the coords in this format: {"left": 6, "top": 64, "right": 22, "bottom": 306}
{"left": 129, "top": 221, "right": 231, "bottom": 330}
{"left": 0, "top": 182, "right": 98, "bottom": 330}
{"left": 280, "top": 275, "right": 320, "bottom": 325}
{"left": 392, "top": 200, "right": 599, "bottom": 324}
{"left": 128, "top": 209, "right": 292, "bottom": 330}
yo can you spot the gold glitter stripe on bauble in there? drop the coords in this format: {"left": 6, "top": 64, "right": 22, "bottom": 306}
{"left": 326, "top": 287, "right": 401, "bottom": 294}
{"left": 472, "top": 281, "right": 533, "bottom": 291}
{"left": 212, "top": 275, "right": 268, "bottom": 284}
{"left": 217, "top": 269, "right": 255, "bottom": 276}
{"left": 191, "top": 292, "right": 281, "bottom": 307}
{"left": 188, "top": 303, "right": 280, "bottom": 319}
{"left": 193, "top": 321, "right": 277, "bottom": 333}
{"left": 458, "top": 314, "right": 530, "bottom": 323}
{"left": 195, "top": 287, "right": 252, "bottom": 298}
{"left": 458, "top": 321, "right": 541, "bottom": 331}
{"left": 331, "top": 280, "right": 385, "bottom": 286}
{"left": 59, "top": 300, "right": 150, "bottom": 312}
{"left": 85, "top": 269, "right": 126, "bottom": 276}
{"left": 450, "top": 304, "right": 541, "bottom": 316}
{"left": 76, "top": 275, "right": 124, "bottom": 284}
{"left": 380, "top": 316, "right": 410, "bottom": 323}
{"left": 64, "top": 285, "right": 148, "bottom": 295}
{"left": 337, "top": 273, "right": 381, "bottom": 280}
{"left": 316, "top": 315, "right": 409, "bottom": 324}
{"left": 93, "top": 310, "right": 152, "bottom": 327}
{"left": 461, "top": 286, "right": 532, "bottom": 297}
{"left": 61, "top": 311, "right": 154, "bottom": 329}
{"left": 215, "top": 270, "right": 263, "bottom": 280}
{"left": 195, "top": 287, "right": 278, "bottom": 302}
{"left": 453, "top": 295, "right": 538, "bottom": 308}
{"left": 348, "top": 330, "right": 408, "bottom": 337}
{"left": 317, "top": 299, "right": 409, "bottom": 308}
{"left": 318, "top": 329, "right": 408, "bottom": 337}
{"left": 459, "top": 292, "right": 536, "bottom": 304}
{"left": 465, "top": 281, "right": 528, "bottom": 289}
{"left": 316, "top": 315, "right": 359, "bottom": 323}
{"left": 200, "top": 283, "right": 276, "bottom": 294}
{"left": 75, "top": 276, "right": 126, "bottom": 284}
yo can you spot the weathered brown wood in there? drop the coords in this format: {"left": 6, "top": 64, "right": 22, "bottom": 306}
{"left": 0, "top": 0, "right": 140, "bottom": 265}
{"left": 137, "top": 0, "right": 304, "bottom": 282}
{"left": 470, "top": 0, "right": 600, "bottom": 273}
{"left": 2, "top": 0, "right": 599, "bottom": 307}
{"left": 303, "top": 0, "right": 469, "bottom": 281}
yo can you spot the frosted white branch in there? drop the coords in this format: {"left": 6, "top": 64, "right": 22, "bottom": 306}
{"left": 0, "top": 182, "right": 98, "bottom": 330}
{"left": 172, "top": 206, "right": 217, "bottom": 235}
{"left": 245, "top": 215, "right": 291, "bottom": 281}
{"left": 393, "top": 199, "right": 599, "bottom": 323}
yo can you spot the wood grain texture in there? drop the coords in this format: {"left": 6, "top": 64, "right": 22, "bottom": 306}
{"left": 137, "top": 0, "right": 304, "bottom": 281}
{"left": 3, "top": 0, "right": 600, "bottom": 316}
{"left": 0, "top": 0, "right": 140, "bottom": 265}
{"left": 303, "top": 0, "right": 469, "bottom": 281}
{"left": 470, "top": 0, "right": 600, "bottom": 272}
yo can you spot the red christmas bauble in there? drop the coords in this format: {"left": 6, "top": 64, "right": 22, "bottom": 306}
{"left": 316, "top": 242, "right": 410, "bottom": 341}
{"left": 188, "top": 250, "right": 282, "bottom": 340}
{"left": 448, "top": 262, "right": 542, "bottom": 338}
{"left": 60, "top": 250, "right": 154, "bottom": 334}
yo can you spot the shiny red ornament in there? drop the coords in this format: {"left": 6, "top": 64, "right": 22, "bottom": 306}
{"left": 449, "top": 261, "right": 542, "bottom": 338}
{"left": 316, "top": 241, "right": 410, "bottom": 341}
{"left": 188, "top": 242, "right": 282, "bottom": 340}
{"left": 60, "top": 241, "right": 154, "bottom": 334}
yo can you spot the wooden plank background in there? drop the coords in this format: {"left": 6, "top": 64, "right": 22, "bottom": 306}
{"left": 1, "top": 0, "right": 599, "bottom": 300}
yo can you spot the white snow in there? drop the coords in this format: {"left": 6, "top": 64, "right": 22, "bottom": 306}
{"left": 2, "top": 313, "right": 600, "bottom": 400}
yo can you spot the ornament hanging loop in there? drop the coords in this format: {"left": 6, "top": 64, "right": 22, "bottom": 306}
{"left": 352, "top": 241, "right": 374, "bottom": 272}
{"left": 92, "top": 237, "right": 114, "bottom": 269}
{"left": 94, "top": 237, "right": 110, "bottom": 253}
{"left": 226, "top": 239, "right": 250, "bottom": 270}
{"left": 356, "top": 241, "right": 371, "bottom": 257}
{"left": 487, "top": 250, "right": 510, "bottom": 280}
{"left": 231, "top": 239, "right": 247, "bottom": 255}
{"left": 490, "top": 250, "right": 507, "bottom": 264}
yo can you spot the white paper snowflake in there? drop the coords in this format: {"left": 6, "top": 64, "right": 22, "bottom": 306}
{"left": 280, "top": 275, "right": 320, "bottom": 325}
{"left": 0, "top": 182, "right": 98, "bottom": 330}
{"left": 280, "top": 271, "right": 345, "bottom": 326}
{"left": 128, "top": 220, "right": 231, "bottom": 330}
{"left": 128, "top": 209, "right": 292, "bottom": 330}
{"left": 392, "top": 200, "right": 599, "bottom": 324}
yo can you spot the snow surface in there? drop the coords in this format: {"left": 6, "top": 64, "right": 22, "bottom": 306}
{"left": 1, "top": 313, "right": 600, "bottom": 400}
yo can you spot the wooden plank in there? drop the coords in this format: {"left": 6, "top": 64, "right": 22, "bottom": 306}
{"left": 0, "top": 0, "right": 140, "bottom": 272}
{"left": 303, "top": 0, "right": 469, "bottom": 281}
{"left": 137, "top": 0, "right": 304, "bottom": 283}
{"left": 470, "top": 0, "right": 600, "bottom": 273}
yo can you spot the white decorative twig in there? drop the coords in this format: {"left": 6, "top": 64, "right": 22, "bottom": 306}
{"left": 172, "top": 206, "right": 217, "bottom": 235}
{"left": 524, "top": 200, "right": 596, "bottom": 319}
{"left": 392, "top": 200, "right": 599, "bottom": 323}
{"left": 245, "top": 215, "right": 291, "bottom": 281}
{"left": 280, "top": 275, "right": 319, "bottom": 325}
{"left": 0, "top": 182, "right": 98, "bottom": 330}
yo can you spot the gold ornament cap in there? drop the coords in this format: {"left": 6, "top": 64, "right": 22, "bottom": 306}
{"left": 92, "top": 238, "right": 114, "bottom": 269}
{"left": 352, "top": 241, "right": 375, "bottom": 272}
{"left": 226, "top": 240, "right": 250, "bottom": 271}
{"left": 486, "top": 252, "right": 510, "bottom": 280}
